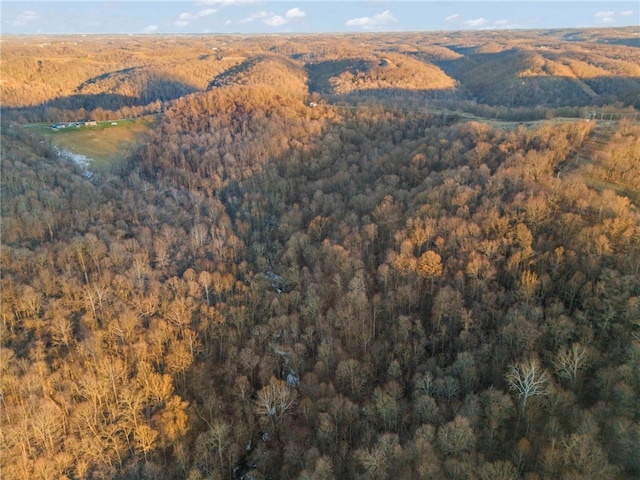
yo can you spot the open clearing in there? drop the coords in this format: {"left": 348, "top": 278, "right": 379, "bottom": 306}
{"left": 25, "top": 115, "right": 157, "bottom": 167}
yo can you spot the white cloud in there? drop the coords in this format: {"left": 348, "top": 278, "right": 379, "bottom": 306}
{"left": 240, "top": 10, "right": 269, "bottom": 23}
{"left": 174, "top": 13, "right": 192, "bottom": 26}
{"left": 445, "top": 13, "right": 459, "bottom": 21}
{"left": 594, "top": 10, "right": 615, "bottom": 23}
{"left": 620, "top": 10, "right": 634, "bottom": 16}
{"left": 174, "top": 8, "right": 217, "bottom": 26}
{"left": 198, "top": 8, "right": 217, "bottom": 18}
{"left": 197, "top": 0, "right": 258, "bottom": 6}
{"left": 494, "top": 19, "right": 508, "bottom": 25}
{"left": 262, "top": 8, "right": 305, "bottom": 27}
{"left": 263, "top": 15, "right": 287, "bottom": 27}
{"left": 345, "top": 10, "right": 398, "bottom": 29}
{"left": 13, "top": 10, "right": 38, "bottom": 26}
{"left": 142, "top": 25, "right": 158, "bottom": 33}
{"left": 286, "top": 8, "right": 306, "bottom": 19}
{"left": 464, "top": 17, "right": 488, "bottom": 27}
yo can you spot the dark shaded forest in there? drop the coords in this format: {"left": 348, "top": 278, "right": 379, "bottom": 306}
{"left": 1, "top": 29, "right": 640, "bottom": 480}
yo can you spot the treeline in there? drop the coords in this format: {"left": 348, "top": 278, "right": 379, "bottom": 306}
{"left": 10, "top": 101, "right": 164, "bottom": 125}
{"left": 2, "top": 76, "right": 639, "bottom": 480}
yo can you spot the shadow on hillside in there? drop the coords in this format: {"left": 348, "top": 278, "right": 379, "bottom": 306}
{"left": 4, "top": 75, "right": 200, "bottom": 121}
{"left": 207, "top": 54, "right": 307, "bottom": 92}
{"left": 207, "top": 57, "right": 260, "bottom": 89}
{"left": 76, "top": 67, "right": 138, "bottom": 91}
{"left": 76, "top": 69, "right": 200, "bottom": 104}
{"left": 596, "top": 38, "right": 640, "bottom": 48}
{"left": 433, "top": 49, "right": 640, "bottom": 108}
{"left": 43, "top": 93, "right": 146, "bottom": 112}
{"left": 305, "top": 59, "right": 376, "bottom": 94}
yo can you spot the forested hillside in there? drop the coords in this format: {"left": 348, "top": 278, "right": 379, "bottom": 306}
{"left": 2, "top": 29, "right": 640, "bottom": 480}
{"left": 2, "top": 27, "right": 639, "bottom": 123}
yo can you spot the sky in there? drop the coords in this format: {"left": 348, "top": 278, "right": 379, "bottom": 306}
{"left": 1, "top": 0, "right": 638, "bottom": 35}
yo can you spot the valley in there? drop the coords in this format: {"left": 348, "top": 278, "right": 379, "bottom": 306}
{"left": 1, "top": 28, "right": 639, "bottom": 480}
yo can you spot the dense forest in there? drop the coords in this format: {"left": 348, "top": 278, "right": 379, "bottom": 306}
{"left": 1, "top": 28, "right": 640, "bottom": 480}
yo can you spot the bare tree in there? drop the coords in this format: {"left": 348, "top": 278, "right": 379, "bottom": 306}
{"left": 437, "top": 416, "right": 476, "bottom": 457}
{"left": 197, "top": 271, "right": 212, "bottom": 305}
{"left": 553, "top": 343, "right": 590, "bottom": 391}
{"left": 255, "top": 377, "right": 297, "bottom": 425}
{"left": 134, "top": 424, "right": 158, "bottom": 461}
{"left": 506, "top": 357, "right": 549, "bottom": 412}
{"left": 478, "top": 460, "right": 518, "bottom": 480}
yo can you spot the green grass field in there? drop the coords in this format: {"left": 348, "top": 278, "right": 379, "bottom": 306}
{"left": 24, "top": 116, "right": 158, "bottom": 167}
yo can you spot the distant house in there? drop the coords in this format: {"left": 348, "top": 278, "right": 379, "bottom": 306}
{"left": 309, "top": 102, "right": 318, "bottom": 108}
{"left": 85, "top": 120, "right": 97, "bottom": 126}
{"left": 110, "top": 122, "right": 118, "bottom": 126}
{"left": 51, "top": 123, "right": 66, "bottom": 130}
